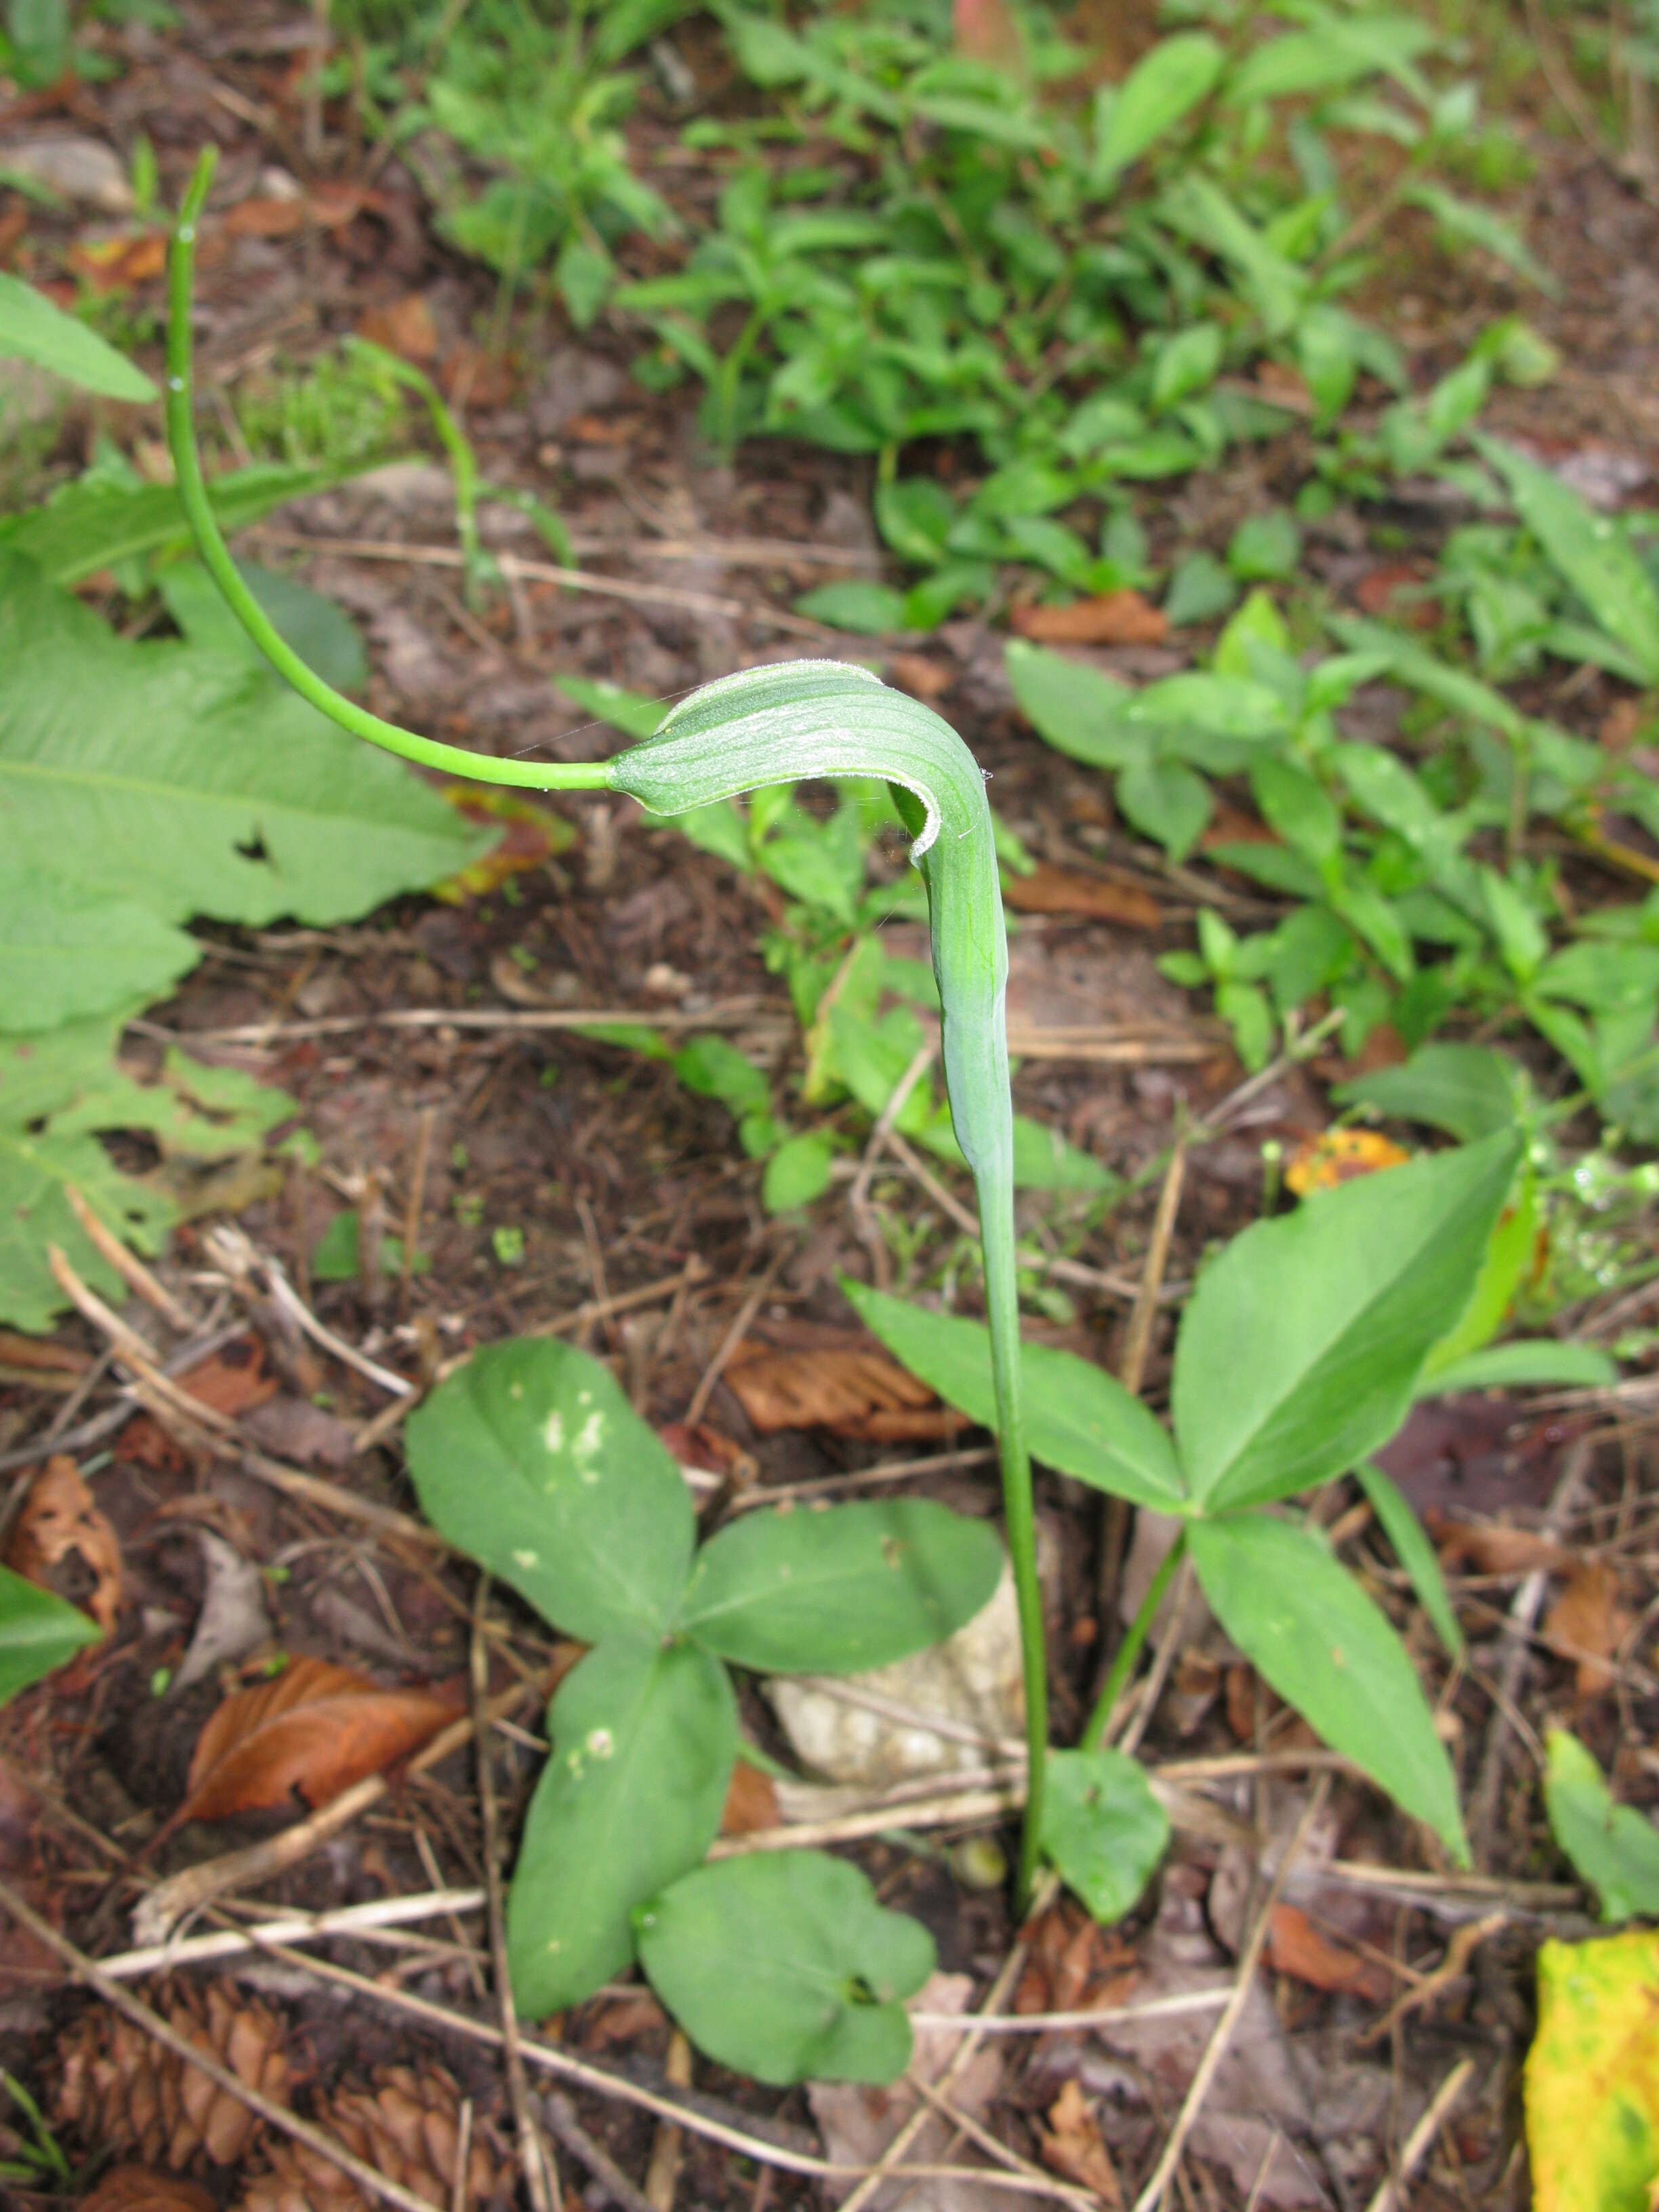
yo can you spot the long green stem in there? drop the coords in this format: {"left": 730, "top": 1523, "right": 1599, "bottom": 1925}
{"left": 166, "top": 146, "right": 1048, "bottom": 1913}
{"left": 165, "top": 152, "right": 606, "bottom": 796}
{"left": 1082, "top": 1528, "right": 1184, "bottom": 1751}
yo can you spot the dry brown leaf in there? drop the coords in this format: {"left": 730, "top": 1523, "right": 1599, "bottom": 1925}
{"left": 723, "top": 1341, "right": 962, "bottom": 1442}
{"left": 441, "top": 341, "right": 518, "bottom": 410}
{"left": 1544, "top": 1560, "right": 1633, "bottom": 1696}
{"left": 1426, "top": 1516, "right": 1571, "bottom": 1576}
{"left": 720, "top": 1760, "right": 779, "bottom": 1836}
{"left": 1011, "top": 588, "right": 1168, "bottom": 647}
{"left": 435, "top": 785, "right": 573, "bottom": 904}
{"left": 886, "top": 652, "right": 954, "bottom": 703}
{"left": 3, "top": 1454, "right": 121, "bottom": 1631}
{"left": 66, "top": 233, "right": 167, "bottom": 291}
{"left": 118, "top": 1337, "right": 281, "bottom": 1471}
{"left": 658, "top": 1418, "right": 756, "bottom": 1485}
{"left": 579, "top": 1991, "right": 668, "bottom": 2049}
{"left": 1354, "top": 562, "right": 1436, "bottom": 628}
{"left": 224, "top": 186, "right": 378, "bottom": 238}
{"left": 0, "top": 1329, "right": 89, "bottom": 1376}
{"left": 179, "top": 1656, "right": 459, "bottom": 1824}
{"left": 1284, "top": 1128, "right": 1411, "bottom": 1196}
{"left": 1266, "top": 1903, "right": 1391, "bottom": 2005}
{"left": 1002, "top": 861, "right": 1162, "bottom": 928}
{"left": 82, "top": 2169, "right": 216, "bottom": 2212}
{"left": 1040, "top": 2079, "right": 1124, "bottom": 2207}
{"left": 1015, "top": 1896, "right": 1137, "bottom": 2016}
{"left": 356, "top": 292, "right": 439, "bottom": 363}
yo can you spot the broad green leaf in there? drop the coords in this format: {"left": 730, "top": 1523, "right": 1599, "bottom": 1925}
{"left": 551, "top": 675, "right": 668, "bottom": 741}
{"left": 1356, "top": 1462, "right": 1462, "bottom": 1656}
{"left": 1335, "top": 1042, "right": 1523, "bottom": 1141}
{"left": 1477, "top": 436, "right": 1659, "bottom": 684}
{"left": 506, "top": 1637, "right": 736, "bottom": 2017}
{"left": 1528, "top": 1931, "right": 1659, "bottom": 2210}
{"left": 1171, "top": 1132, "right": 1521, "bottom": 1509}
{"left": 636, "top": 1851, "right": 935, "bottom": 2086}
{"left": 405, "top": 1339, "right": 695, "bottom": 1643}
{"left": 0, "top": 462, "right": 352, "bottom": 586}
{"left": 0, "top": 1009, "right": 295, "bottom": 1332}
{"left": 672, "top": 1035, "right": 771, "bottom": 1116}
{"left": 679, "top": 1498, "right": 1002, "bottom": 1674}
{"left": 0, "top": 272, "right": 157, "bottom": 401}
{"left": 844, "top": 1281, "right": 1189, "bottom": 1510}
{"left": 0, "top": 554, "right": 482, "bottom": 928}
{"left": 0, "top": 1562, "right": 102, "bottom": 1704}
{"left": 1188, "top": 1514, "right": 1466, "bottom": 1859}
{"left": 1408, "top": 187, "right": 1557, "bottom": 295}
{"left": 1420, "top": 1340, "right": 1618, "bottom": 1394}
{"left": 1042, "top": 1748, "right": 1170, "bottom": 1923}
{"left": 0, "top": 867, "right": 198, "bottom": 1031}
{"left": 1151, "top": 323, "right": 1223, "bottom": 414}
{"left": 159, "top": 559, "right": 369, "bottom": 695}
{"left": 762, "top": 1130, "right": 836, "bottom": 1212}
{"left": 794, "top": 580, "right": 910, "bottom": 634}
{"left": 1544, "top": 1731, "right": 1659, "bottom": 1924}
{"left": 1227, "top": 510, "right": 1300, "bottom": 581}
{"left": 1094, "top": 34, "right": 1225, "bottom": 182}
{"left": 1225, "top": 13, "right": 1434, "bottom": 103}
{"left": 1006, "top": 639, "right": 1136, "bottom": 769}
{"left": 1118, "top": 755, "right": 1210, "bottom": 859}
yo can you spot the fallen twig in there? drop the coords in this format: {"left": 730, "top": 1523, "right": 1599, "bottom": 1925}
{"left": 1361, "top": 2055, "right": 1476, "bottom": 2212}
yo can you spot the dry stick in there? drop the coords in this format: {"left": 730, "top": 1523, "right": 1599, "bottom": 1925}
{"left": 544, "top": 2093, "right": 661, "bottom": 2212}
{"left": 1130, "top": 1780, "right": 1332, "bottom": 2212}
{"left": 643, "top": 2032, "right": 691, "bottom": 2212}
{"left": 401, "top": 1105, "right": 438, "bottom": 1314}
{"left": 0, "top": 1875, "right": 438, "bottom": 2212}
{"left": 685, "top": 1243, "right": 788, "bottom": 1425}
{"left": 181, "top": 1911, "right": 1065, "bottom": 2196}
{"left": 836, "top": 1872, "right": 1059, "bottom": 2212}
{"left": 1468, "top": 1438, "right": 1593, "bottom": 1846}
{"left": 1361, "top": 2056, "right": 1475, "bottom": 2212}
{"left": 241, "top": 530, "right": 839, "bottom": 638}
{"left": 474, "top": 1578, "right": 559, "bottom": 2212}
{"left": 451, "top": 2100, "right": 473, "bottom": 2212}
{"left": 1115, "top": 1556, "right": 1195, "bottom": 1759}
{"left": 96, "top": 1887, "right": 488, "bottom": 1980}
{"left": 65, "top": 1185, "right": 196, "bottom": 1331}
{"left": 204, "top": 1223, "right": 413, "bottom": 1397}
{"left": 880, "top": 1126, "right": 1153, "bottom": 1303}
{"left": 903, "top": 2068, "right": 1097, "bottom": 2211}
{"left": 1095, "top": 1132, "right": 1189, "bottom": 1712}
{"left": 1353, "top": 1912, "right": 1507, "bottom": 2053}
{"left": 847, "top": 1037, "right": 939, "bottom": 1286}
{"left": 132, "top": 1683, "right": 533, "bottom": 1944}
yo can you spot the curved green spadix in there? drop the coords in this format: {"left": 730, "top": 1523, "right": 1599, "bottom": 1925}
{"left": 165, "top": 148, "right": 1044, "bottom": 1904}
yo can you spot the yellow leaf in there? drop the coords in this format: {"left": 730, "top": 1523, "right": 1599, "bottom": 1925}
{"left": 1527, "top": 1929, "right": 1659, "bottom": 2210}
{"left": 1285, "top": 1128, "right": 1412, "bottom": 1196}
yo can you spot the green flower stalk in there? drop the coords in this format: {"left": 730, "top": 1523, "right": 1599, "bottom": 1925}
{"left": 166, "top": 147, "right": 1046, "bottom": 1906}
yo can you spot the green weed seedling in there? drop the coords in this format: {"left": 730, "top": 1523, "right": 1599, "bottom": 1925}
{"left": 853, "top": 1126, "right": 1529, "bottom": 1890}
{"left": 404, "top": 1336, "right": 1000, "bottom": 2075}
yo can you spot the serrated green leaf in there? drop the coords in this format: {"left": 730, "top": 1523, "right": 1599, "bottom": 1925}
{"left": 0, "top": 461, "right": 353, "bottom": 586}
{"left": 844, "top": 1280, "right": 1189, "bottom": 1510}
{"left": 1172, "top": 1132, "right": 1521, "bottom": 1509}
{"left": 0, "top": 1563, "right": 103, "bottom": 1704}
{"left": 0, "top": 867, "right": 198, "bottom": 1032}
{"left": 679, "top": 1498, "right": 1002, "bottom": 1673}
{"left": 636, "top": 1851, "right": 935, "bottom": 2085}
{"left": 405, "top": 1339, "right": 695, "bottom": 1642}
{"left": 507, "top": 1636, "right": 736, "bottom": 2017}
{"left": 0, "top": 553, "right": 482, "bottom": 929}
{"left": 1335, "top": 1042, "right": 1524, "bottom": 1141}
{"left": 1188, "top": 1513, "right": 1467, "bottom": 1859}
{"left": 0, "top": 272, "right": 157, "bottom": 401}
{"left": 1042, "top": 1747, "right": 1170, "bottom": 1922}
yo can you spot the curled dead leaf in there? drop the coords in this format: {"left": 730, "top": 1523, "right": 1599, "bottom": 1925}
{"left": 356, "top": 292, "right": 439, "bottom": 363}
{"left": 1427, "top": 1515, "right": 1571, "bottom": 1577}
{"left": 1267, "top": 1902, "right": 1392, "bottom": 2005}
{"left": 1040, "top": 2079, "right": 1123, "bottom": 2206}
{"left": 3, "top": 1454, "right": 121, "bottom": 1632}
{"left": 1285, "top": 1128, "right": 1411, "bottom": 1196}
{"left": 180, "top": 1656, "right": 460, "bottom": 1824}
{"left": 720, "top": 1760, "right": 780, "bottom": 1837}
{"left": 1544, "top": 1561, "right": 1633, "bottom": 1698}
{"left": 435, "top": 785, "right": 575, "bottom": 905}
{"left": 1016, "top": 1896, "right": 1137, "bottom": 2016}
{"left": 1011, "top": 588, "right": 1168, "bottom": 648}
{"left": 81, "top": 2169, "right": 216, "bottom": 2212}
{"left": 1002, "top": 861, "right": 1162, "bottom": 928}
{"left": 723, "top": 1340, "right": 962, "bottom": 1443}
